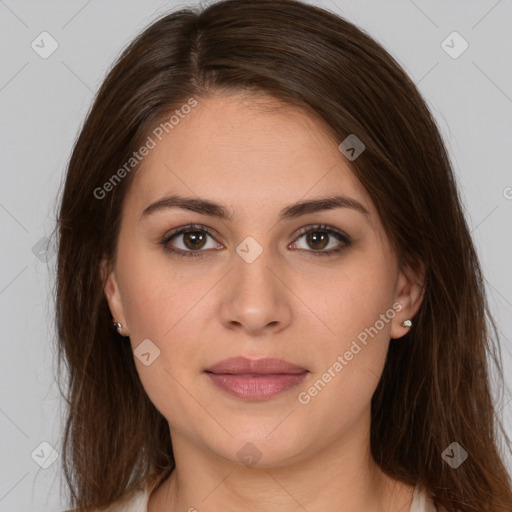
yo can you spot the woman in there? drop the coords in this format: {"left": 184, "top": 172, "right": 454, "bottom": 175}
{"left": 55, "top": 0, "right": 512, "bottom": 511}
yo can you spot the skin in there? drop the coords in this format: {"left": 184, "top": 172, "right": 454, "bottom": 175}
{"left": 102, "top": 91, "right": 425, "bottom": 512}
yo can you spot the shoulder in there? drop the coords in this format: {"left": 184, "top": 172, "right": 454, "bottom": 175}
{"left": 104, "top": 486, "right": 149, "bottom": 512}
{"left": 64, "top": 485, "right": 150, "bottom": 512}
{"left": 410, "top": 484, "right": 440, "bottom": 512}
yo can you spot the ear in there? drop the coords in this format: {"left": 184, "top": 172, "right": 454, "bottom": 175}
{"left": 100, "top": 258, "right": 129, "bottom": 335}
{"left": 390, "top": 261, "right": 426, "bottom": 340}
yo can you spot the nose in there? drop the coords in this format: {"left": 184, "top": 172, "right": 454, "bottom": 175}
{"left": 218, "top": 248, "right": 293, "bottom": 337}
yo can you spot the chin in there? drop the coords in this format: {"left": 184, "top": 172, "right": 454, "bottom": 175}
{"left": 212, "top": 426, "right": 310, "bottom": 469}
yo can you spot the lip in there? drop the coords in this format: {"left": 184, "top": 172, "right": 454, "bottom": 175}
{"left": 205, "top": 356, "right": 307, "bottom": 375}
{"left": 204, "top": 357, "right": 308, "bottom": 400}
{"left": 206, "top": 373, "right": 308, "bottom": 400}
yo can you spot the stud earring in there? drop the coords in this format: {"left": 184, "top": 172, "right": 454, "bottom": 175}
{"left": 111, "top": 321, "right": 125, "bottom": 336}
{"left": 401, "top": 319, "right": 412, "bottom": 328}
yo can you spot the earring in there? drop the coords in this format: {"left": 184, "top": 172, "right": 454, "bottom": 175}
{"left": 111, "top": 321, "right": 125, "bottom": 336}
{"left": 401, "top": 319, "right": 412, "bottom": 328}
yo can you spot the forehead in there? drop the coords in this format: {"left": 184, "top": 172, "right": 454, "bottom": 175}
{"left": 124, "top": 92, "right": 375, "bottom": 221}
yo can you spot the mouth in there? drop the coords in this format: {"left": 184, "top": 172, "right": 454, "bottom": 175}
{"left": 204, "top": 356, "right": 309, "bottom": 400}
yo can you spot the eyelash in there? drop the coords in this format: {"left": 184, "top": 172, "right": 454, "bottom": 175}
{"left": 160, "top": 223, "right": 351, "bottom": 258}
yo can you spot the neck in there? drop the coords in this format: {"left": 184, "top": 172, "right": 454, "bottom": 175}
{"left": 148, "top": 416, "right": 414, "bottom": 512}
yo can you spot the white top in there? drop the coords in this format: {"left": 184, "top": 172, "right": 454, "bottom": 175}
{"left": 100, "top": 481, "right": 438, "bottom": 511}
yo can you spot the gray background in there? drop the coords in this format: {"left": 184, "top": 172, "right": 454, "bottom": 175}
{"left": 1, "top": 0, "right": 511, "bottom": 510}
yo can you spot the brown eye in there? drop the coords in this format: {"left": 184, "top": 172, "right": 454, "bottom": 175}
{"left": 291, "top": 224, "right": 351, "bottom": 256}
{"left": 182, "top": 230, "right": 207, "bottom": 250}
{"left": 305, "top": 231, "right": 329, "bottom": 250}
{"left": 161, "top": 224, "right": 220, "bottom": 257}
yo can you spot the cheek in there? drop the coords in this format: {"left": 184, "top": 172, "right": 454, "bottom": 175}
{"left": 117, "top": 264, "right": 206, "bottom": 429}
{"left": 303, "top": 252, "right": 396, "bottom": 350}
{"left": 115, "top": 247, "right": 208, "bottom": 378}
{"left": 294, "top": 287, "right": 394, "bottom": 439}
{"left": 298, "top": 252, "right": 396, "bottom": 409}
{"left": 331, "top": 282, "right": 395, "bottom": 347}
{"left": 116, "top": 244, "right": 195, "bottom": 340}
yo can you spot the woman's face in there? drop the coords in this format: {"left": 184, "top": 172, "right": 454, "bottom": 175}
{"left": 103, "top": 92, "right": 422, "bottom": 468}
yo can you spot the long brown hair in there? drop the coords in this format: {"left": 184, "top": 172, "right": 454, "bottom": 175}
{"left": 55, "top": 0, "right": 512, "bottom": 510}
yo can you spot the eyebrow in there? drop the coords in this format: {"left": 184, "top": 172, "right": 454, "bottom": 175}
{"left": 139, "top": 193, "right": 369, "bottom": 222}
